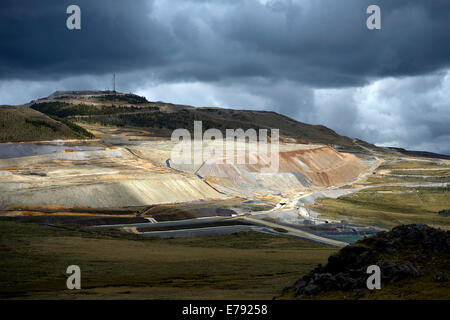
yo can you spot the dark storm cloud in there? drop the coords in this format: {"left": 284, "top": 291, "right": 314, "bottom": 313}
{"left": 1, "top": 0, "right": 450, "bottom": 86}
{"left": 0, "top": 0, "right": 174, "bottom": 79}
{"left": 1, "top": 0, "right": 449, "bottom": 154}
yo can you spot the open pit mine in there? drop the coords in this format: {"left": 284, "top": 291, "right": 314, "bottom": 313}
{"left": 0, "top": 91, "right": 381, "bottom": 246}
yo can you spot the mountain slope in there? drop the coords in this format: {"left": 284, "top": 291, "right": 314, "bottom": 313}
{"left": 0, "top": 105, "right": 94, "bottom": 142}
{"left": 28, "top": 91, "right": 377, "bottom": 153}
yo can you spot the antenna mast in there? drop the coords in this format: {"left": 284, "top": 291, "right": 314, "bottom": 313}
{"left": 112, "top": 73, "right": 116, "bottom": 93}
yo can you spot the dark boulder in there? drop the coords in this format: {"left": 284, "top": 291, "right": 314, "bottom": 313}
{"left": 398, "top": 263, "right": 421, "bottom": 278}
{"left": 312, "top": 273, "right": 337, "bottom": 289}
{"left": 324, "top": 245, "right": 373, "bottom": 273}
{"left": 355, "top": 288, "right": 365, "bottom": 299}
{"left": 335, "top": 272, "right": 358, "bottom": 290}
{"left": 388, "top": 224, "right": 449, "bottom": 251}
{"left": 303, "top": 283, "right": 319, "bottom": 295}
{"left": 434, "top": 272, "right": 448, "bottom": 282}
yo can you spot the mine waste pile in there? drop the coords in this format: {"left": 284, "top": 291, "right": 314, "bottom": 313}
{"left": 280, "top": 224, "right": 450, "bottom": 299}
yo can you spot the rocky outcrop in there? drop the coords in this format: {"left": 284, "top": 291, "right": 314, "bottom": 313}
{"left": 282, "top": 224, "right": 450, "bottom": 299}
{"left": 438, "top": 209, "right": 450, "bottom": 217}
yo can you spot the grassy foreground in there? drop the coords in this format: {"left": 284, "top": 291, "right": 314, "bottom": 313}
{"left": 0, "top": 219, "right": 336, "bottom": 299}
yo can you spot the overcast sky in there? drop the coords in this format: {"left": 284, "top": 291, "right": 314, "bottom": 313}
{"left": 1, "top": 0, "right": 449, "bottom": 154}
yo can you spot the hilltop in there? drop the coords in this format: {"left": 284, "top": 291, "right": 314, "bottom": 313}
{"left": 26, "top": 90, "right": 377, "bottom": 153}
{"left": 5, "top": 90, "right": 447, "bottom": 159}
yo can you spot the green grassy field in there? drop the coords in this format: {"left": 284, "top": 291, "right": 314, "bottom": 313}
{"left": 310, "top": 158, "right": 450, "bottom": 229}
{"left": 310, "top": 186, "right": 450, "bottom": 229}
{"left": 365, "top": 174, "right": 450, "bottom": 184}
{"left": 389, "top": 169, "right": 450, "bottom": 176}
{"left": 378, "top": 160, "right": 449, "bottom": 170}
{"left": 0, "top": 219, "right": 336, "bottom": 299}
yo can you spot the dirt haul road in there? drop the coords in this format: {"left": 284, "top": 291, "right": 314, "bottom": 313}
{"left": 243, "top": 216, "right": 348, "bottom": 247}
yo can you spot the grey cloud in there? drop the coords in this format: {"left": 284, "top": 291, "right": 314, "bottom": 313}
{"left": 313, "top": 71, "right": 450, "bottom": 155}
{"left": 0, "top": 0, "right": 174, "bottom": 79}
{"left": 2, "top": 0, "right": 450, "bottom": 86}
{"left": 1, "top": 0, "right": 450, "bottom": 154}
